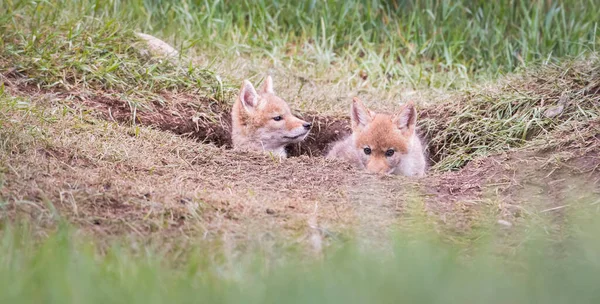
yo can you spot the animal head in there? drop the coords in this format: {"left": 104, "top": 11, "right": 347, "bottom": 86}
{"left": 233, "top": 76, "right": 311, "bottom": 150}
{"left": 350, "top": 97, "right": 418, "bottom": 174}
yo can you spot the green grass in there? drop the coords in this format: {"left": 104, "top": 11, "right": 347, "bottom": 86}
{"left": 422, "top": 56, "right": 600, "bottom": 170}
{"left": 1, "top": 2, "right": 600, "bottom": 302}
{"left": 2, "top": 0, "right": 599, "bottom": 90}
{"left": 0, "top": 1, "right": 230, "bottom": 106}
{"left": 2, "top": 207, "right": 600, "bottom": 304}
{"left": 117, "top": 0, "right": 600, "bottom": 87}
{"left": 1, "top": 0, "right": 599, "bottom": 169}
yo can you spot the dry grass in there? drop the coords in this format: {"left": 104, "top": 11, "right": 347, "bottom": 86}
{"left": 0, "top": 91, "right": 406, "bottom": 250}
{"left": 187, "top": 52, "right": 427, "bottom": 114}
{"left": 1, "top": 79, "right": 599, "bottom": 252}
{"left": 419, "top": 56, "right": 600, "bottom": 170}
{"left": 2, "top": 2, "right": 600, "bottom": 301}
{"left": 1, "top": 0, "right": 599, "bottom": 251}
{"left": 7, "top": 54, "right": 598, "bottom": 169}
{"left": 3, "top": 1, "right": 597, "bottom": 172}
{"left": 180, "top": 53, "right": 600, "bottom": 171}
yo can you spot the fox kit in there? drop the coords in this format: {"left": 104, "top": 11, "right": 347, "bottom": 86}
{"left": 327, "top": 97, "right": 426, "bottom": 176}
{"left": 231, "top": 76, "right": 312, "bottom": 157}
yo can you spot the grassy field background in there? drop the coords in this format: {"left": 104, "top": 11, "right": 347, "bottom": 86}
{"left": 3, "top": 0, "right": 599, "bottom": 90}
{"left": 1, "top": 0, "right": 600, "bottom": 302}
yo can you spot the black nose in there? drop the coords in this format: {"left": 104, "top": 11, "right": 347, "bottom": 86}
{"left": 303, "top": 122, "right": 312, "bottom": 130}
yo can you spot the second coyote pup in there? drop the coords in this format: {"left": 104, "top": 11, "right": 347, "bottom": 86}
{"left": 327, "top": 97, "right": 426, "bottom": 176}
{"left": 231, "top": 76, "right": 312, "bottom": 157}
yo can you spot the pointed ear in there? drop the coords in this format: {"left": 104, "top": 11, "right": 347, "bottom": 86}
{"left": 351, "top": 97, "right": 373, "bottom": 129}
{"left": 239, "top": 80, "right": 259, "bottom": 111}
{"left": 394, "top": 101, "right": 417, "bottom": 136}
{"left": 260, "top": 75, "right": 274, "bottom": 94}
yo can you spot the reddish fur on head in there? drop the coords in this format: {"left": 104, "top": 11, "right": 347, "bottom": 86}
{"left": 350, "top": 97, "right": 418, "bottom": 174}
{"left": 231, "top": 76, "right": 311, "bottom": 156}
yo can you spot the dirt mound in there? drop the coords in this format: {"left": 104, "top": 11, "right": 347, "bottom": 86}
{"left": 420, "top": 57, "right": 600, "bottom": 170}
{"left": 2, "top": 91, "right": 599, "bottom": 246}
{"left": 84, "top": 93, "right": 352, "bottom": 157}
{"left": 5, "top": 80, "right": 352, "bottom": 158}
{"left": 0, "top": 94, "right": 359, "bottom": 240}
{"left": 83, "top": 92, "right": 234, "bottom": 147}
{"left": 5, "top": 55, "right": 600, "bottom": 171}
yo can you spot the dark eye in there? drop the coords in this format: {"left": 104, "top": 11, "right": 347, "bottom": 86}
{"left": 385, "top": 149, "right": 395, "bottom": 157}
{"left": 273, "top": 116, "right": 283, "bottom": 121}
{"left": 363, "top": 147, "right": 371, "bottom": 155}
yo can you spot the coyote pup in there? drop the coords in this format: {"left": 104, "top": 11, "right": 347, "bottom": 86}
{"left": 231, "top": 76, "right": 312, "bottom": 157}
{"left": 327, "top": 97, "right": 426, "bottom": 176}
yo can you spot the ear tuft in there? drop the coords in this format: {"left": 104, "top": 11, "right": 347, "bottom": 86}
{"left": 239, "top": 80, "right": 259, "bottom": 110}
{"left": 351, "top": 97, "right": 373, "bottom": 129}
{"left": 261, "top": 75, "right": 274, "bottom": 94}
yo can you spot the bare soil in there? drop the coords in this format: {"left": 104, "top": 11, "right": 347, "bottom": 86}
{"left": 2, "top": 77, "right": 599, "bottom": 251}
{"left": 8, "top": 81, "right": 353, "bottom": 158}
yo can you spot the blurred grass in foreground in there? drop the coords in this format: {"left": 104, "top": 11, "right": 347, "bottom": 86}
{"left": 1, "top": 204, "right": 600, "bottom": 304}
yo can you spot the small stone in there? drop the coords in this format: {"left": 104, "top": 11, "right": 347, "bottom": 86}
{"left": 497, "top": 219, "right": 513, "bottom": 227}
{"left": 543, "top": 104, "right": 564, "bottom": 118}
{"left": 266, "top": 208, "right": 276, "bottom": 215}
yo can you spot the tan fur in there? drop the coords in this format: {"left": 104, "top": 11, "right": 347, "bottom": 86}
{"left": 231, "top": 76, "right": 311, "bottom": 157}
{"left": 327, "top": 97, "right": 426, "bottom": 176}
